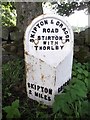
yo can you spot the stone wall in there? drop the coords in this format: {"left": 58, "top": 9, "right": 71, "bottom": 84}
{"left": 1, "top": 26, "right": 24, "bottom": 63}
{"left": 74, "top": 28, "right": 90, "bottom": 63}
{"left": 1, "top": 26, "right": 90, "bottom": 63}
{"left": 1, "top": 26, "right": 23, "bottom": 42}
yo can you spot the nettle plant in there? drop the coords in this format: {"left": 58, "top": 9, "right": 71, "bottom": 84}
{"left": 53, "top": 60, "right": 89, "bottom": 119}
{"left": 3, "top": 99, "right": 21, "bottom": 119}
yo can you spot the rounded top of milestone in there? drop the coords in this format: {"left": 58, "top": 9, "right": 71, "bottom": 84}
{"left": 24, "top": 14, "right": 74, "bottom": 67}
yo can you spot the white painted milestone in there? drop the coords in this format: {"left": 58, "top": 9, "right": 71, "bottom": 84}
{"left": 24, "top": 14, "right": 74, "bottom": 105}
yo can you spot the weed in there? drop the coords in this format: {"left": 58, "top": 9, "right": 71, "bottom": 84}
{"left": 3, "top": 99, "right": 21, "bottom": 119}
{"left": 2, "top": 58, "right": 25, "bottom": 99}
{"left": 53, "top": 60, "right": 89, "bottom": 119}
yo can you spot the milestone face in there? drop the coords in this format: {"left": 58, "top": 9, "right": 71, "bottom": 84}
{"left": 24, "top": 14, "right": 74, "bottom": 105}
{"left": 25, "top": 14, "right": 73, "bottom": 67}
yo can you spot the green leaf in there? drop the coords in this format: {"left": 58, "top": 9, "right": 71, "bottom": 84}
{"left": 3, "top": 106, "right": 15, "bottom": 118}
{"left": 6, "top": 112, "right": 14, "bottom": 119}
{"left": 84, "top": 78, "right": 88, "bottom": 87}
{"left": 70, "top": 77, "right": 77, "bottom": 85}
{"left": 13, "top": 108, "right": 21, "bottom": 118}
{"left": 72, "top": 71, "right": 77, "bottom": 76}
{"left": 77, "top": 63, "right": 82, "bottom": 67}
{"left": 41, "top": 104, "right": 48, "bottom": 109}
{"left": 83, "top": 70, "right": 88, "bottom": 77}
{"left": 64, "top": 92, "right": 73, "bottom": 103}
{"left": 70, "top": 88, "right": 77, "bottom": 101}
{"left": 53, "top": 93, "right": 66, "bottom": 113}
{"left": 77, "top": 74, "right": 82, "bottom": 80}
{"left": 61, "top": 103, "right": 73, "bottom": 115}
{"left": 81, "top": 65, "right": 85, "bottom": 70}
{"left": 72, "top": 84, "right": 87, "bottom": 98}
{"left": 77, "top": 68, "right": 83, "bottom": 74}
{"left": 74, "top": 80, "right": 87, "bottom": 91}
{"left": 53, "top": 93, "right": 73, "bottom": 115}
{"left": 3, "top": 100, "right": 20, "bottom": 119}
{"left": 80, "top": 100, "right": 89, "bottom": 116}
{"left": 3, "top": 106, "right": 11, "bottom": 113}
{"left": 12, "top": 99, "right": 19, "bottom": 108}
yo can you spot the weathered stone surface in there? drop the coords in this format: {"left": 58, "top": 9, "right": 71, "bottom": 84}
{"left": 1, "top": 26, "right": 9, "bottom": 41}
{"left": 74, "top": 45, "right": 80, "bottom": 53}
{"left": 10, "top": 31, "right": 24, "bottom": 41}
{"left": 2, "top": 48, "right": 17, "bottom": 64}
{"left": 77, "top": 31, "right": 85, "bottom": 45}
{"left": 74, "top": 32, "right": 79, "bottom": 45}
{"left": 16, "top": 2, "right": 43, "bottom": 33}
{"left": 85, "top": 28, "right": 90, "bottom": 45}
{"left": 3, "top": 43, "right": 17, "bottom": 55}
{"left": 74, "top": 46, "right": 90, "bottom": 63}
{"left": 1, "top": 26, "right": 18, "bottom": 43}
{"left": 3, "top": 40, "right": 24, "bottom": 58}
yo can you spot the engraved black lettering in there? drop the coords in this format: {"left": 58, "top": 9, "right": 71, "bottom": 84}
{"left": 30, "top": 39, "right": 34, "bottom": 42}
{"left": 59, "top": 36, "right": 62, "bottom": 40}
{"left": 62, "top": 28, "right": 66, "bottom": 31}
{"left": 43, "top": 46, "right": 46, "bottom": 50}
{"left": 51, "top": 19, "right": 54, "bottom": 24}
{"left": 34, "top": 46, "right": 38, "bottom": 50}
{"left": 51, "top": 46, "right": 54, "bottom": 50}
{"left": 44, "top": 95, "right": 47, "bottom": 100}
{"left": 30, "top": 34, "right": 34, "bottom": 38}
{"left": 35, "top": 92, "right": 38, "bottom": 97}
{"left": 59, "top": 23, "right": 63, "bottom": 28}
{"left": 42, "top": 36, "right": 45, "bottom": 40}
{"left": 44, "top": 20, "right": 48, "bottom": 24}
{"left": 32, "top": 30, "right": 36, "bottom": 34}
{"left": 56, "top": 46, "right": 59, "bottom": 50}
{"left": 29, "top": 90, "right": 32, "bottom": 94}
{"left": 43, "top": 41, "right": 47, "bottom": 45}
{"left": 48, "top": 96, "right": 51, "bottom": 101}
{"left": 40, "top": 21, "right": 44, "bottom": 26}
{"left": 55, "top": 28, "right": 59, "bottom": 33}
{"left": 51, "top": 41, "right": 53, "bottom": 45}
{"left": 31, "top": 83, "right": 34, "bottom": 89}
{"left": 52, "top": 36, "right": 55, "bottom": 40}
{"left": 39, "top": 46, "right": 42, "bottom": 50}
{"left": 64, "top": 31, "right": 68, "bottom": 34}
{"left": 37, "top": 85, "right": 40, "bottom": 91}
{"left": 55, "top": 41, "right": 58, "bottom": 45}
{"left": 47, "top": 28, "right": 50, "bottom": 33}
{"left": 48, "top": 41, "right": 49, "bottom": 45}
{"left": 48, "top": 36, "right": 51, "bottom": 40}
{"left": 38, "top": 36, "right": 41, "bottom": 40}
{"left": 41, "top": 86, "right": 44, "bottom": 92}
{"left": 47, "top": 46, "right": 50, "bottom": 50}
{"left": 66, "top": 39, "right": 69, "bottom": 42}
{"left": 33, "top": 27, "right": 37, "bottom": 31}
{"left": 55, "top": 36, "right": 58, "bottom": 40}
{"left": 60, "top": 46, "right": 64, "bottom": 50}
{"left": 56, "top": 21, "right": 60, "bottom": 26}
{"left": 66, "top": 35, "right": 69, "bottom": 38}
{"left": 58, "top": 87, "right": 62, "bottom": 93}
{"left": 44, "top": 88, "right": 48, "bottom": 94}
{"left": 58, "top": 86, "right": 63, "bottom": 93}
{"left": 49, "top": 89, "right": 52, "bottom": 95}
{"left": 36, "top": 23, "right": 40, "bottom": 28}
{"left": 43, "top": 28, "right": 46, "bottom": 33}
{"left": 28, "top": 83, "right": 30, "bottom": 88}
{"left": 51, "top": 29, "right": 54, "bottom": 33}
